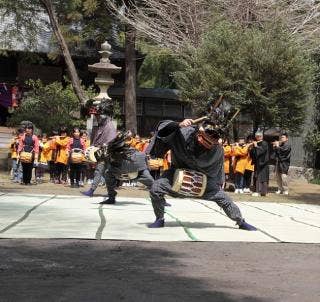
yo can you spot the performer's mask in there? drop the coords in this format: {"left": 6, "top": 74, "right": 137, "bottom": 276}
{"left": 196, "top": 126, "right": 218, "bottom": 150}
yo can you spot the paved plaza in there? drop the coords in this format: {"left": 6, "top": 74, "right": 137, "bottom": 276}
{"left": 0, "top": 192, "right": 319, "bottom": 243}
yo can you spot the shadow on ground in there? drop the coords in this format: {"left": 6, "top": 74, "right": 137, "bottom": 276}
{"left": 286, "top": 193, "right": 320, "bottom": 204}
{"left": 1, "top": 240, "right": 320, "bottom": 302}
{"left": 0, "top": 240, "right": 275, "bottom": 302}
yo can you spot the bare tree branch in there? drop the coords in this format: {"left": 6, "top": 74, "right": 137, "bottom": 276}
{"left": 105, "top": 0, "right": 212, "bottom": 50}
{"left": 105, "top": 0, "right": 320, "bottom": 50}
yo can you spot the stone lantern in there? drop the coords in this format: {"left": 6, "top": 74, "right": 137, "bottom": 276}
{"left": 88, "top": 41, "right": 122, "bottom": 104}
{"left": 87, "top": 41, "right": 122, "bottom": 135}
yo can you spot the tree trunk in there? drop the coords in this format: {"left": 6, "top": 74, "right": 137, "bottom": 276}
{"left": 40, "top": 0, "right": 87, "bottom": 104}
{"left": 124, "top": 26, "right": 137, "bottom": 133}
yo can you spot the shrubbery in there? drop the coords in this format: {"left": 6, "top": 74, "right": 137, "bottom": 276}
{"left": 8, "top": 80, "right": 86, "bottom": 133}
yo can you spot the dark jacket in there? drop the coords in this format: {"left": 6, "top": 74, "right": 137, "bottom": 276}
{"left": 275, "top": 141, "right": 291, "bottom": 174}
{"left": 108, "top": 149, "right": 149, "bottom": 177}
{"left": 250, "top": 140, "right": 269, "bottom": 182}
{"left": 149, "top": 120, "right": 224, "bottom": 186}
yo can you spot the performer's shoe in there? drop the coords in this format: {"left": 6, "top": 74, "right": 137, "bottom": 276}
{"left": 148, "top": 218, "right": 165, "bottom": 228}
{"left": 81, "top": 188, "right": 94, "bottom": 197}
{"left": 238, "top": 220, "right": 257, "bottom": 231}
{"left": 99, "top": 198, "right": 116, "bottom": 205}
{"left": 164, "top": 202, "right": 171, "bottom": 207}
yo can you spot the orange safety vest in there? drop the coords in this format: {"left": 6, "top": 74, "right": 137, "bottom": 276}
{"left": 55, "top": 136, "right": 70, "bottom": 165}
{"left": 223, "top": 145, "right": 232, "bottom": 174}
{"left": 232, "top": 145, "right": 249, "bottom": 174}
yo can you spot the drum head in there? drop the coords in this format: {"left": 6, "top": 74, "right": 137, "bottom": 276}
{"left": 85, "top": 146, "right": 98, "bottom": 163}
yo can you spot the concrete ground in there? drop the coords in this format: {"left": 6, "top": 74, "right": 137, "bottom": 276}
{"left": 0, "top": 240, "right": 319, "bottom": 302}
{"left": 0, "top": 174, "right": 319, "bottom": 301}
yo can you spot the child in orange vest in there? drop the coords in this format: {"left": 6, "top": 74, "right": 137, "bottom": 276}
{"left": 67, "top": 127, "right": 86, "bottom": 188}
{"left": 79, "top": 130, "right": 90, "bottom": 186}
{"left": 223, "top": 139, "right": 232, "bottom": 189}
{"left": 232, "top": 138, "right": 249, "bottom": 194}
{"left": 54, "top": 127, "right": 69, "bottom": 184}
{"left": 243, "top": 135, "right": 255, "bottom": 193}
{"left": 35, "top": 134, "right": 51, "bottom": 183}
{"left": 10, "top": 129, "right": 24, "bottom": 183}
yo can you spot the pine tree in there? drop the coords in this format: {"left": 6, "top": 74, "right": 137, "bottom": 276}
{"left": 174, "top": 21, "right": 314, "bottom": 133}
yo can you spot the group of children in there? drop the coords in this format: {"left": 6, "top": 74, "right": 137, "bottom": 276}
{"left": 10, "top": 124, "right": 93, "bottom": 187}
{"left": 9, "top": 124, "right": 267, "bottom": 194}
{"left": 9, "top": 126, "right": 171, "bottom": 187}
{"left": 223, "top": 136, "right": 255, "bottom": 194}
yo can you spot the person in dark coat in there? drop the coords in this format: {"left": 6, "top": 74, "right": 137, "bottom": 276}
{"left": 273, "top": 132, "right": 291, "bottom": 195}
{"left": 147, "top": 118, "right": 257, "bottom": 231}
{"left": 250, "top": 131, "right": 269, "bottom": 197}
{"left": 96, "top": 132, "right": 154, "bottom": 204}
{"left": 82, "top": 101, "right": 117, "bottom": 197}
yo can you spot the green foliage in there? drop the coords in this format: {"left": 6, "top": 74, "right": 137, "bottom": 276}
{"left": 305, "top": 130, "right": 320, "bottom": 152}
{"left": 46, "top": 0, "right": 112, "bottom": 60}
{"left": 137, "top": 42, "right": 182, "bottom": 89}
{"left": 310, "top": 178, "right": 320, "bottom": 185}
{"left": 174, "top": 21, "right": 314, "bottom": 132}
{"left": 0, "top": 0, "right": 112, "bottom": 57}
{"left": 304, "top": 53, "right": 320, "bottom": 167}
{"left": 8, "top": 80, "right": 86, "bottom": 133}
{"left": 0, "top": 0, "right": 41, "bottom": 50}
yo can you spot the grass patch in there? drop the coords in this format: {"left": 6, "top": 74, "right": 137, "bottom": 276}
{"left": 310, "top": 178, "right": 320, "bottom": 185}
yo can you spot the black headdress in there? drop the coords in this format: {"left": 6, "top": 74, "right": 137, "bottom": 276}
{"left": 82, "top": 98, "right": 114, "bottom": 118}
{"left": 198, "top": 98, "right": 239, "bottom": 139}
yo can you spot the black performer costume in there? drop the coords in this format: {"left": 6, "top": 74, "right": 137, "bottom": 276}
{"left": 147, "top": 119, "right": 257, "bottom": 230}
{"left": 97, "top": 132, "right": 154, "bottom": 204}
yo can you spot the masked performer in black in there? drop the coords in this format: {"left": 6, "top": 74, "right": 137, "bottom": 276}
{"left": 96, "top": 132, "right": 154, "bottom": 205}
{"left": 147, "top": 118, "right": 257, "bottom": 230}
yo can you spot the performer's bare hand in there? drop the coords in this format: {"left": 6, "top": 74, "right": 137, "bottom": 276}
{"left": 273, "top": 141, "right": 280, "bottom": 148}
{"left": 179, "top": 119, "right": 193, "bottom": 128}
{"left": 253, "top": 141, "right": 258, "bottom": 147}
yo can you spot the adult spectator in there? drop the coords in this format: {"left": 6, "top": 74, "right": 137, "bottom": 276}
{"left": 273, "top": 132, "right": 291, "bottom": 195}
{"left": 250, "top": 131, "right": 269, "bottom": 197}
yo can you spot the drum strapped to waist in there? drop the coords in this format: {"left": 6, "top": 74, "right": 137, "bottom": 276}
{"left": 70, "top": 148, "right": 84, "bottom": 163}
{"left": 20, "top": 151, "right": 33, "bottom": 163}
{"left": 84, "top": 146, "right": 99, "bottom": 163}
{"left": 172, "top": 169, "right": 207, "bottom": 197}
{"left": 148, "top": 158, "right": 164, "bottom": 170}
{"left": 117, "top": 172, "right": 139, "bottom": 181}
